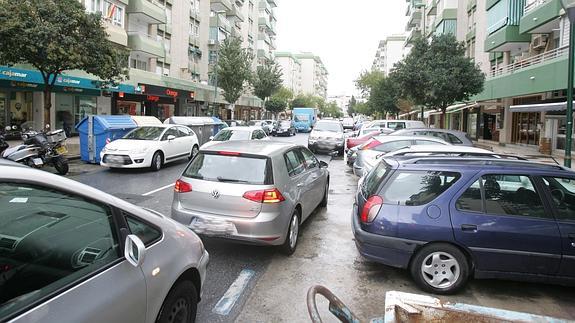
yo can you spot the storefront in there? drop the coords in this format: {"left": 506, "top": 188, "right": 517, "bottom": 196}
{"left": 55, "top": 93, "right": 99, "bottom": 136}
{"left": 480, "top": 105, "right": 503, "bottom": 142}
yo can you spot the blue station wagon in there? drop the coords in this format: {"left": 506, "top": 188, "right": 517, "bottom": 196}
{"left": 352, "top": 157, "right": 575, "bottom": 294}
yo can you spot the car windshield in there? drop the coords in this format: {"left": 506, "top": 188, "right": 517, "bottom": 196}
{"left": 314, "top": 122, "right": 341, "bottom": 132}
{"left": 280, "top": 121, "right": 291, "bottom": 127}
{"left": 294, "top": 114, "right": 309, "bottom": 122}
{"left": 183, "top": 153, "right": 269, "bottom": 185}
{"left": 213, "top": 129, "right": 250, "bottom": 141}
{"left": 123, "top": 127, "right": 164, "bottom": 140}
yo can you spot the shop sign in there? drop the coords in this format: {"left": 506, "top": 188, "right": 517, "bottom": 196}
{"left": 139, "top": 83, "right": 194, "bottom": 100}
{"left": 147, "top": 95, "right": 160, "bottom": 102}
{"left": 10, "top": 81, "right": 39, "bottom": 89}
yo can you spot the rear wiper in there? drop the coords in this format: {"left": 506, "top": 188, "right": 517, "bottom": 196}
{"left": 217, "top": 177, "right": 249, "bottom": 183}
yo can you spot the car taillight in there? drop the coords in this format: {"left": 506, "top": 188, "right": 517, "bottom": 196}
{"left": 219, "top": 151, "right": 240, "bottom": 156}
{"left": 243, "top": 188, "right": 285, "bottom": 203}
{"left": 362, "top": 140, "right": 380, "bottom": 150}
{"left": 360, "top": 195, "right": 383, "bottom": 223}
{"left": 174, "top": 179, "right": 192, "bottom": 193}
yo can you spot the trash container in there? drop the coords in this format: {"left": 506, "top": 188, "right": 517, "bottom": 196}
{"left": 76, "top": 115, "right": 137, "bottom": 164}
{"left": 211, "top": 117, "right": 228, "bottom": 135}
{"left": 131, "top": 116, "right": 162, "bottom": 126}
{"left": 164, "top": 116, "right": 218, "bottom": 146}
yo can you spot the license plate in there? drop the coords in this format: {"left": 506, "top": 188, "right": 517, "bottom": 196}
{"left": 56, "top": 146, "right": 67, "bottom": 154}
{"left": 106, "top": 156, "right": 124, "bottom": 164}
{"left": 190, "top": 217, "right": 237, "bottom": 236}
{"left": 32, "top": 158, "right": 43, "bottom": 166}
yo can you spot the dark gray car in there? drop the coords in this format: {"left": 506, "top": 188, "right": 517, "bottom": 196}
{"left": 171, "top": 140, "right": 329, "bottom": 255}
{"left": 0, "top": 159, "right": 208, "bottom": 323}
{"left": 390, "top": 128, "right": 474, "bottom": 146}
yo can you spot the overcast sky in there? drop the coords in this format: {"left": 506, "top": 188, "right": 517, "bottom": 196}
{"left": 275, "top": 0, "right": 408, "bottom": 97}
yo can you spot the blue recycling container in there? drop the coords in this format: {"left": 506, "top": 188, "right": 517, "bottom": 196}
{"left": 211, "top": 116, "right": 227, "bottom": 135}
{"left": 76, "top": 115, "right": 137, "bottom": 164}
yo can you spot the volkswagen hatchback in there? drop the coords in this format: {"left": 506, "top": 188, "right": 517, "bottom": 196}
{"left": 171, "top": 141, "right": 329, "bottom": 255}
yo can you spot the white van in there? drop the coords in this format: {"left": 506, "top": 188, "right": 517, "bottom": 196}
{"left": 363, "top": 119, "right": 425, "bottom": 131}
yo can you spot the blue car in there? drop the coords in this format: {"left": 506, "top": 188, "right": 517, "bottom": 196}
{"left": 353, "top": 157, "right": 575, "bottom": 294}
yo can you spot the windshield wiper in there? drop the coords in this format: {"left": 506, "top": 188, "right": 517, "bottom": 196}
{"left": 217, "top": 176, "right": 249, "bottom": 183}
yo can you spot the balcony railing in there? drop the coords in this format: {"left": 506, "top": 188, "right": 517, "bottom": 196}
{"left": 524, "top": 0, "right": 549, "bottom": 14}
{"left": 490, "top": 45, "right": 568, "bottom": 77}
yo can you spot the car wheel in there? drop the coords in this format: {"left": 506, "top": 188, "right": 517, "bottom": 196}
{"left": 151, "top": 152, "right": 163, "bottom": 171}
{"left": 189, "top": 145, "right": 199, "bottom": 160}
{"left": 281, "top": 210, "right": 300, "bottom": 256}
{"left": 156, "top": 280, "right": 198, "bottom": 323}
{"left": 54, "top": 156, "right": 69, "bottom": 175}
{"left": 320, "top": 180, "right": 329, "bottom": 207}
{"left": 410, "top": 243, "right": 469, "bottom": 295}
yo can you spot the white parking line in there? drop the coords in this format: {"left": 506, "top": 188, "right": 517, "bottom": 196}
{"left": 213, "top": 269, "right": 255, "bottom": 316}
{"left": 142, "top": 183, "right": 174, "bottom": 196}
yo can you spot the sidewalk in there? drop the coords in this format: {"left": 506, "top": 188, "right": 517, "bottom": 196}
{"left": 6, "top": 135, "right": 81, "bottom": 160}
{"left": 475, "top": 139, "right": 570, "bottom": 168}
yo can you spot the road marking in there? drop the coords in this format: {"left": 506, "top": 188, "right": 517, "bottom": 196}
{"left": 142, "top": 183, "right": 174, "bottom": 196}
{"left": 212, "top": 269, "right": 255, "bottom": 316}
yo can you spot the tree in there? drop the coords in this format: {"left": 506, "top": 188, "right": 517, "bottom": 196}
{"left": 0, "top": 0, "right": 128, "bottom": 125}
{"left": 347, "top": 95, "right": 357, "bottom": 116}
{"left": 216, "top": 36, "right": 254, "bottom": 109}
{"left": 252, "top": 58, "right": 283, "bottom": 105}
{"left": 264, "top": 97, "right": 287, "bottom": 116}
{"left": 369, "top": 76, "right": 400, "bottom": 117}
{"left": 355, "top": 70, "right": 385, "bottom": 99}
{"left": 273, "top": 86, "right": 294, "bottom": 104}
{"left": 290, "top": 93, "right": 317, "bottom": 108}
{"left": 320, "top": 101, "right": 343, "bottom": 118}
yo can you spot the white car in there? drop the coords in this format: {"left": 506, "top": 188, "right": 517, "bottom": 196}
{"left": 100, "top": 124, "right": 199, "bottom": 171}
{"left": 200, "top": 126, "right": 270, "bottom": 150}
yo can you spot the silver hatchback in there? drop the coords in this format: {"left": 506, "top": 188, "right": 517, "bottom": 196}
{"left": 0, "top": 159, "right": 208, "bottom": 323}
{"left": 171, "top": 141, "right": 330, "bottom": 255}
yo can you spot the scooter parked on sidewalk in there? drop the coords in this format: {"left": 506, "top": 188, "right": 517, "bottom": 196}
{"left": 0, "top": 124, "right": 69, "bottom": 175}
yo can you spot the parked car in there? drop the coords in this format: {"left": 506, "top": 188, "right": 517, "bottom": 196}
{"left": 248, "top": 120, "right": 273, "bottom": 135}
{"left": 273, "top": 120, "right": 297, "bottom": 137}
{"left": 308, "top": 120, "right": 345, "bottom": 155}
{"left": 364, "top": 120, "right": 426, "bottom": 131}
{"left": 352, "top": 156, "right": 575, "bottom": 294}
{"left": 390, "top": 128, "right": 474, "bottom": 146}
{"left": 385, "top": 145, "right": 521, "bottom": 159}
{"left": 221, "top": 119, "right": 246, "bottom": 127}
{"left": 342, "top": 117, "right": 355, "bottom": 130}
{"left": 353, "top": 136, "right": 449, "bottom": 177}
{"left": 346, "top": 130, "right": 382, "bottom": 152}
{"left": 100, "top": 124, "right": 199, "bottom": 171}
{"left": 201, "top": 126, "right": 269, "bottom": 150}
{"left": 0, "top": 159, "right": 208, "bottom": 323}
{"left": 171, "top": 141, "right": 330, "bottom": 255}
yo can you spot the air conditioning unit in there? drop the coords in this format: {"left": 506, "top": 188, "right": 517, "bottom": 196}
{"left": 533, "top": 35, "right": 548, "bottom": 50}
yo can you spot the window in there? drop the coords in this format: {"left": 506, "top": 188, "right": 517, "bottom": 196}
{"left": 446, "top": 133, "right": 463, "bottom": 144}
{"left": 162, "top": 128, "right": 179, "bottom": 140}
{"left": 126, "top": 216, "right": 161, "bottom": 246}
{"left": 130, "top": 58, "right": 147, "bottom": 71}
{"left": 86, "top": 0, "right": 102, "bottom": 13}
{"left": 374, "top": 140, "right": 411, "bottom": 152}
{"left": 284, "top": 150, "right": 305, "bottom": 177}
{"left": 415, "top": 139, "right": 442, "bottom": 145}
{"left": 380, "top": 171, "right": 460, "bottom": 206}
{"left": 184, "top": 153, "right": 271, "bottom": 185}
{"left": 542, "top": 176, "right": 575, "bottom": 221}
{"left": 456, "top": 179, "right": 482, "bottom": 212}
{"left": 483, "top": 175, "right": 546, "bottom": 218}
{"left": 361, "top": 160, "right": 391, "bottom": 197}
{"left": 387, "top": 122, "right": 405, "bottom": 130}
{"left": 0, "top": 183, "right": 119, "bottom": 319}
{"left": 103, "top": 1, "right": 124, "bottom": 28}
{"left": 177, "top": 127, "right": 191, "bottom": 137}
{"left": 300, "top": 148, "right": 318, "bottom": 169}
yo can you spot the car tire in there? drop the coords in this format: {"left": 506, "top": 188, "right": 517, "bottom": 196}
{"left": 189, "top": 145, "right": 199, "bottom": 160}
{"left": 320, "top": 180, "right": 329, "bottom": 207}
{"left": 156, "top": 280, "right": 198, "bottom": 323}
{"left": 410, "top": 243, "right": 469, "bottom": 295}
{"left": 54, "top": 156, "right": 69, "bottom": 175}
{"left": 281, "top": 210, "right": 300, "bottom": 256}
{"left": 151, "top": 151, "right": 163, "bottom": 172}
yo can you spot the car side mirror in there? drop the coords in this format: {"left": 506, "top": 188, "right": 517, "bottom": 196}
{"left": 319, "top": 161, "right": 328, "bottom": 168}
{"left": 124, "top": 234, "right": 146, "bottom": 267}
{"left": 209, "top": 136, "right": 214, "bottom": 140}
{"left": 167, "top": 135, "right": 176, "bottom": 141}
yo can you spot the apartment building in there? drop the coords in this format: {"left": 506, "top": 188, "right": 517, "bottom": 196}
{"left": 275, "top": 52, "right": 303, "bottom": 94}
{"left": 0, "top": 0, "right": 278, "bottom": 131}
{"left": 401, "top": 0, "right": 573, "bottom": 156}
{"left": 372, "top": 35, "right": 407, "bottom": 75}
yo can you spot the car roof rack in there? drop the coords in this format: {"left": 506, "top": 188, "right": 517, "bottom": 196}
{"left": 390, "top": 151, "right": 527, "bottom": 160}
{"left": 400, "top": 156, "right": 568, "bottom": 170}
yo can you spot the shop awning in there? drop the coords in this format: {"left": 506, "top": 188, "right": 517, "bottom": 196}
{"left": 447, "top": 103, "right": 478, "bottom": 114}
{"left": 510, "top": 101, "right": 573, "bottom": 112}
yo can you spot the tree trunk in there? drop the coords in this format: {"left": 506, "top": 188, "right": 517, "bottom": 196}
{"left": 43, "top": 87, "right": 52, "bottom": 129}
{"left": 440, "top": 107, "right": 447, "bottom": 129}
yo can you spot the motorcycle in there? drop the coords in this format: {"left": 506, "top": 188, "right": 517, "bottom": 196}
{"left": 1, "top": 124, "right": 69, "bottom": 175}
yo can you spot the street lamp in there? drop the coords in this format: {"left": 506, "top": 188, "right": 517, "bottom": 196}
{"left": 211, "top": 10, "right": 226, "bottom": 117}
{"left": 561, "top": 0, "right": 575, "bottom": 167}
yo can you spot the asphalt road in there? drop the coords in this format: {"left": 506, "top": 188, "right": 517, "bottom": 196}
{"left": 70, "top": 132, "right": 326, "bottom": 323}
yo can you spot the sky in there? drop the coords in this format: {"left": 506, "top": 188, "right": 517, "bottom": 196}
{"left": 274, "top": 0, "right": 408, "bottom": 97}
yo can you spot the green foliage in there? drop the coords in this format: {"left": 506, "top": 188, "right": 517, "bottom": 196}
{"left": 0, "top": 0, "right": 129, "bottom": 114}
{"left": 216, "top": 36, "right": 254, "bottom": 105}
{"left": 252, "top": 58, "right": 283, "bottom": 102}
{"left": 320, "top": 102, "right": 343, "bottom": 118}
{"left": 355, "top": 70, "right": 385, "bottom": 99}
{"left": 369, "top": 76, "right": 400, "bottom": 116}
{"left": 273, "top": 86, "right": 294, "bottom": 103}
{"left": 264, "top": 96, "right": 287, "bottom": 114}
{"left": 347, "top": 95, "right": 357, "bottom": 116}
{"left": 290, "top": 93, "right": 318, "bottom": 109}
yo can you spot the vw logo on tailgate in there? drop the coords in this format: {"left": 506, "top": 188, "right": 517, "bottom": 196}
{"left": 211, "top": 189, "right": 220, "bottom": 199}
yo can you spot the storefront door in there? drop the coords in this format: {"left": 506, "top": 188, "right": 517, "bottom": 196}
{"left": 512, "top": 112, "right": 541, "bottom": 146}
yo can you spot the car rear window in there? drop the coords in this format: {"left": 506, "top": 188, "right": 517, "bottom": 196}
{"left": 213, "top": 129, "right": 250, "bottom": 141}
{"left": 184, "top": 153, "right": 272, "bottom": 185}
{"left": 380, "top": 171, "right": 460, "bottom": 206}
{"left": 361, "top": 161, "right": 392, "bottom": 197}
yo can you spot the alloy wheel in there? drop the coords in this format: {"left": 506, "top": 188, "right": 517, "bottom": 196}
{"left": 289, "top": 215, "right": 299, "bottom": 249}
{"left": 420, "top": 251, "right": 460, "bottom": 289}
{"left": 167, "top": 297, "right": 189, "bottom": 323}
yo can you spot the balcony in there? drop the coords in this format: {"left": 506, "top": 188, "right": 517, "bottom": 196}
{"left": 520, "top": 0, "right": 562, "bottom": 33}
{"left": 467, "top": 0, "right": 477, "bottom": 12}
{"left": 227, "top": 4, "right": 245, "bottom": 22}
{"left": 473, "top": 47, "right": 568, "bottom": 101}
{"left": 427, "top": 0, "right": 437, "bottom": 16}
{"left": 259, "top": 1, "right": 272, "bottom": 14}
{"left": 407, "top": 10, "right": 422, "bottom": 28}
{"left": 158, "top": 23, "right": 172, "bottom": 35}
{"left": 232, "top": 26, "right": 242, "bottom": 37}
{"left": 210, "top": 0, "right": 233, "bottom": 12}
{"left": 258, "top": 16, "right": 273, "bottom": 31}
{"left": 127, "top": 0, "right": 167, "bottom": 24}
{"left": 210, "top": 14, "right": 231, "bottom": 32}
{"left": 485, "top": 25, "right": 532, "bottom": 52}
{"left": 190, "top": 9, "right": 201, "bottom": 21}
{"left": 405, "top": 27, "right": 422, "bottom": 45}
{"left": 267, "top": 0, "right": 277, "bottom": 7}
{"left": 257, "top": 49, "right": 272, "bottom": 59}
{"left": 435, "top": 8, "right": 457, "bottom": 27}
{"left": 127, "top": 31, "right": 165, "bottom": 57}
{"left": 189, "top": 34, "right": 200, "bottom": 47}
{"left": 105, "top": 22, "right": 128, "bottom": 47}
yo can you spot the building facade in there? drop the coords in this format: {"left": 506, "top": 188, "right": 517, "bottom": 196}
{"left": 275, "top": 52, "right": 303, "bottom": 94}
{"left": 372, "top": 35, "right": 407, "bottom": 75}
{"left": 274, "top": 51, "right": 328, "bottom": 99}
{"left": 0, "top": 0, "right": 279, "bottom": 132}
{"left": 328, "top": 94, "right": 352, "bottom": 116}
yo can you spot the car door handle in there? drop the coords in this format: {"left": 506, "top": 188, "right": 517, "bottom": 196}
{"left": 297, "top": 183, "right": 304, "bottom": 187}
{"left": 460, "top": 224, "right": 478, "bottom": 232}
